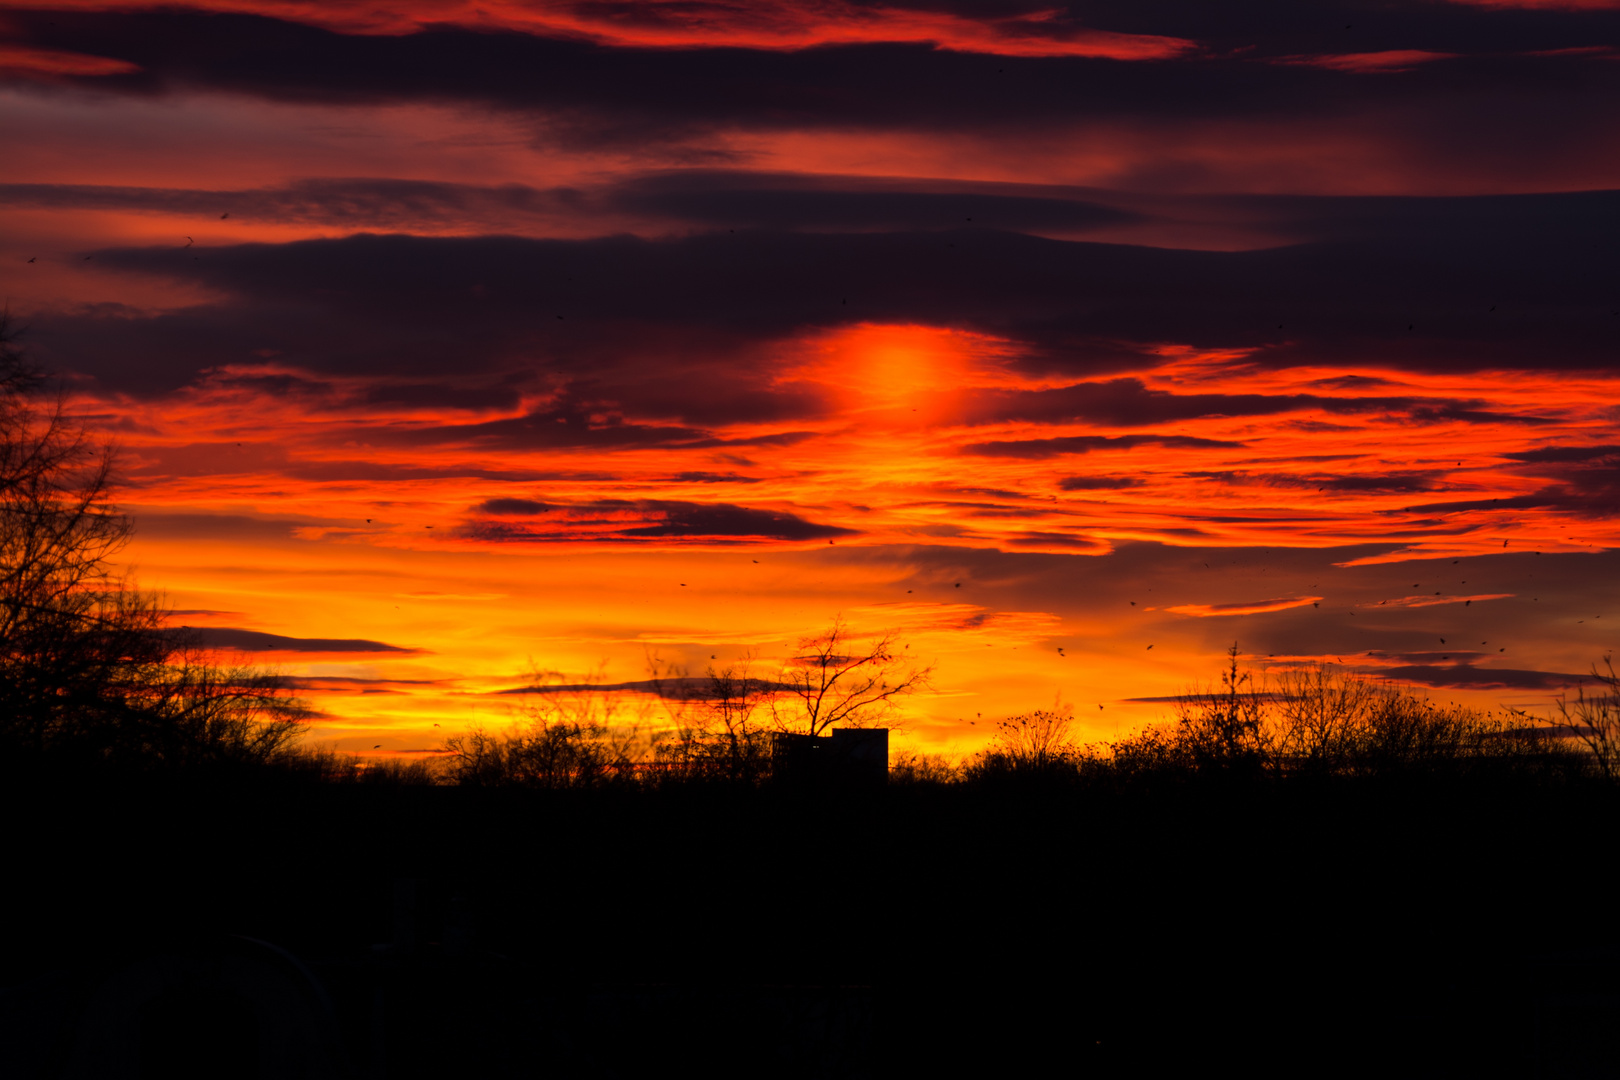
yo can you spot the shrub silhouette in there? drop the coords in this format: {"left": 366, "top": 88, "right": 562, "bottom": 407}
{"left": 1171, "top": 645, "right": 1268, "bottom": 773}
{"left": 963, "top": 705, "right": 1081, "bottom": 781}
{"left": 441, "top": 665, "right": 646, "bottom": 788}
{"left": 1104, "top": 645, "right": 1566, "bottom": 782}
{"left": 993, "top": 707, "right": 1078, "bottom": 767}
{"left": 649, "top": 654, "right": 775, "bottom": 785}
{"left": 889, "top": 751, "right": 960, "bottom": 784}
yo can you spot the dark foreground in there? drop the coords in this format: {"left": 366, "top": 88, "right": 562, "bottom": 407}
{"left": 3, "top": 771, "right": 1618, "bottom": 1079}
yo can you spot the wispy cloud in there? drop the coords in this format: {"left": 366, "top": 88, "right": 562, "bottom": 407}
{"left": 1163, "top": 596, "right": 1322, "bottom": 617}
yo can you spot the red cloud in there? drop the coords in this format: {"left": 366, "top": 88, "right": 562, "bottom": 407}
{"left": 0, "top": 43, "right": 140, "bottom": 76}
{"left": 1163, "top": 596, "right": 1323, "bottom": 617}
{"left": 1283, "top": 50, "right": 1456, "bottom": 73}
{"left": 12, "top": 1, "right": 1194, "bottom": 59}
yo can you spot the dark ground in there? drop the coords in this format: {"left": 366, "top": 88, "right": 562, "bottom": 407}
{"left": 3, "top": 772, "right": 1618, "bottom": 1078}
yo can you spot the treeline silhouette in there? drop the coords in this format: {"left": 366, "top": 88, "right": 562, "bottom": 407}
{"left": 959, "top": 647, "right": 1614, "bottom": 790}
{"left": 185, "top": 636, "right": 1615, "bottom": 795}
{"left": 404, "top": 649, "right": 1615, "bottom": 794}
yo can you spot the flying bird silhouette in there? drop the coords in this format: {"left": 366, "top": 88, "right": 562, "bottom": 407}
{"left": 184, "top": 237, "right": 193, "bottom": 247}
{"left": 26, "top": 257, "right": 35, "bottom": 263}
{"left": 220, "top": 212, "right": 229, "bottom": 219}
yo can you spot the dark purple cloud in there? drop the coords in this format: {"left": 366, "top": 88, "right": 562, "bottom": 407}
{"left": 1506, "top": 445, "right": 1620, "bottom": 465}
{"left": 9, "top": 175, "right": 1620, "bottom": 250}
{"left": 28, "top": 202, "right": 1610, "bottom": 414}
{"left": 165, "top": 627, "right": 421, "bottom": 653}
{"left": 8, "top": 7, "right": 1620, "bottom": 154}
{"left": 1403, "top": 469, "right": 1620, "bottom": 519}
{"left": 476, "top": 498, "right": 553, "bottom": 515}
{"left": 1059, "top": 476, "right": 1143, "bottom": 490}
{"left": 1188, "top": 471, "right": 1444, "bottom": 494}
{"left": 463, "top": 499, "right": 854, "bottom": 542}
{"left": 964, "top": 434, "right": 1243, "bottom": 459}
{"left": 495, "top": 675, "right": 796, "bottom": 700}
{"left": 606, "top": 171, "right": 1137, "bottom": 233}
{"left": 956, "top": 378, "right": 1554, "bottom": 429}
{"left": 1370, "top": 664, "right": 1590, "bottom": 691}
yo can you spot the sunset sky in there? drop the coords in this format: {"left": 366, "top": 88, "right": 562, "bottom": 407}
{"left": 3, "top": 0, "right": 1619, "bottom": 757}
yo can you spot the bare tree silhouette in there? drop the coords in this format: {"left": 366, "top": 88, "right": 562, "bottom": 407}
{"left": 771, "top": 617, "right": 932, "bottom": 737}
{"left": 1533, "top": 654, "right": 1620, "bottom": 780}
{"left": 0, "top": 314, "right": 307, "bottom": 769}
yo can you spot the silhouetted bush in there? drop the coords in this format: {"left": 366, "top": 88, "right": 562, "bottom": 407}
{"left": 962, "top": 705, "right": 1086, "bottom": 783}
{"left": 273, "top": 745, "right": 442, "bottom": 785}
{"left": 647, "top": 656, "right": 775, "bottom": 785}
{"left": 441, "top": 722, "right": 640, "bottom": 788}
{"left": 889, "top": 751, "right": 959, "bottom": 784}
{"left": 440, "top": 665, "right": 645, "bottom": 788}
{"left": 1102, "top": 647, "right": 1575, "bottom": 784}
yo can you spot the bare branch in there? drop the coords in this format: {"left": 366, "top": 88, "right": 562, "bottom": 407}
{"left": 771, "top": 616, "right": 932, "bottom": 736}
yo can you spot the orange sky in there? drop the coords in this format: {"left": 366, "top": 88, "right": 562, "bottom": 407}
{"left": 4, "top": 1, "right": 1619, "bottom": 757}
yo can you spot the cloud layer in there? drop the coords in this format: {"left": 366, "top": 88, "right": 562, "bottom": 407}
{"left": 2, "top": 1, "right": 1617, "bottom": 749}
